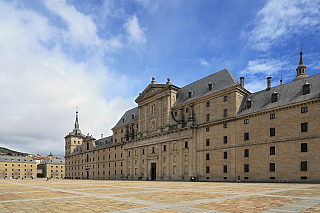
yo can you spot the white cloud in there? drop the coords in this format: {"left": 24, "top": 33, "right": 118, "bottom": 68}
{"left": 124, "top": 14, "right": 147, "bottom": 50}
{"left": 241, "top": 58, "right": 288, "bottom": 76}
{"left": 248, "top": 0, "right": 320, "bottom": 51}
{"left": 197, "top": 58, "right": 210, "bottom": 67}
{"left": 44, "top": 0, "right": 102, "bottom": 48}
{"left": 0, "top": 1, "right": 135, "bottom": 157}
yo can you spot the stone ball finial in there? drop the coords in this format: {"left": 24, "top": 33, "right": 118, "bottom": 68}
{"left": 151, "top": 77, "right": 156, "bottom": 84}
{"left": 166, "top": 78, "right": 171, "bottom": 85}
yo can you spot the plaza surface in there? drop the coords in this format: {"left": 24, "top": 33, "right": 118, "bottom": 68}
{"left": 0, "top": 179, "right": 319, "bottom": 212}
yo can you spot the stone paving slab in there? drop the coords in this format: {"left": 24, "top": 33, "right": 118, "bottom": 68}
{"left": 0, "top": 179, "right": 319, "bottom": 212}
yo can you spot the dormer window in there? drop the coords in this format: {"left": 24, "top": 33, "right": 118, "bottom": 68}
{"left": 132, "top": 114, "right": 135, "bottom": 119}
{"left": 271, "top": 93, "right": 278, "bottom": 103}
{"left": 188, "top": 91, "right": 192, "bottom": 98}
{"left": 246, "top": 100, "right": 252, "bottom": 109}
{"left": 303, "top": 83, "right": 310, "bottom": 95}
{"left": 208, "top": 83, "right": 213, "bottom": 91}
{"left": 122, "top": 117, "right": 125, "bottom": 123}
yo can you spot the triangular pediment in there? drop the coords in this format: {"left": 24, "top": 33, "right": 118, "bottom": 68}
{"left": 135, "top": 84, "right": 168, "bottom": 103}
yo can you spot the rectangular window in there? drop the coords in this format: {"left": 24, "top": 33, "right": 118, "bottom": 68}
{"left": 142, "top": 149, "right": 145, "bottom": 155}
{"left": 206, "top": 127, "right": 209, "bottom": 132}
{"left": 244, "top": 149, "right": 249, "bottom": 157}
{"left": 244, "top": 132, "right": 249, "bottom": 141}
{"left": 206, "top": 166, "right": 210, "bottom": 173}
{"left": 152, "top": 147, "right": 155, "bottom": 154}
{"left": 301, "top": 143, "right": 308, "bottom": 152}
{"left": 223, "top": 165, "right": 227, "bottom": 173}
{"left": 206, "top": 101, "right": 210, "bottom": 107}
{"left": 301, "top": 106, "right": 308, "bottom": 113}
{"left": 303, "top": 84, "right": 310, "bottom": 95}
{"left": 223, "top": 136, "right": 228, "bottom": 144}
{"left": 271, "top": 93, "right": 278, "bottom": 103}
{"left": 128, "top": 151, "right": 130, "bottom": 157}
{"left": 270, "top": 113, "right": 275, "bottom": 119}
{"left": 208, "top": 84, "right": 213, "bottom": 91}
{"left": 244, "top": 164, "right": 249, "bottom": 173}
{"left": 270, "top": 163, "right": 275, "bottom": 172}
{"left": 301, "top": 161, "right": 308, "bottom": 171}
{"left": 270, "top": 146, "right": 275, "bottom": 155}
{"left": 206, "top": 114, "right": 210, "bottom": 121}
{"left": 301, "top": 122, "right": 308, "bottom": 132}
{"left": 206, "top": 153, "right": 210, "bottom": 160}
{"left": 186, "top": 108, "right": 189, "bottom": 113}
{"left": 185, "top": 141, "right": 188, "bottom": 149}
{"left": 223, "top": 123, "right": 227, "bottom": 128}
{"left": 224, "top": 151, "right": 227, "bottom": 159}
{"left": 206, "top": 139, "right": 210, "bottom": 146}
{"left": 270, "top": 128, "right": 275, "bottom": 137}
{"left": 223, "top": 109, "right": 228, "bottom": 117}
{"left": 244, "top": 119, "right": 249, "bottom": 124}
{"left": 163, "top": 145, "right": 166, "bottom": 152}
{"left": 247, "top": 101, "right": 251, "bottom": 109}
{"left": 224, "top": 95, "right": 228, "bottom": 102}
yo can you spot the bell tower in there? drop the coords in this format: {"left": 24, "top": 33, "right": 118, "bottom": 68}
{"left": 64, "top": 110, "right": 85, "bottom": 157}
{"left": 293, "top": 48, "right": 309, "bottom": 81}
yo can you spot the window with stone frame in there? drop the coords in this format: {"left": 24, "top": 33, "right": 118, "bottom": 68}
{"left": 244, "top": 132, "right": 249, "bottom": 141}
{"left": 244, "top": 149, "right": 249, "bottom": 157}
{"left": 270, "top": 163, "right": 275, "bottom": 172}
{"left": 301, "top": 106, "right": 308, "bottom": 113}
{"left": 244, "top": 164, "right": 249, "bottom": 172}
{"left": 206, "top": 166, "right": 210, "bottom": 173}
{"left": 206, "top": 153, "right": 210, "bottom": 160}
{"left": 270, "top": 146, "right": 275, "bottom": 155}
{"left": 301, "top": 161, "right": 308, "bottom": 171}
{"left": 271, "top": 93, "right": 278, "bottom": 103}
{"left": 206, "top": 139, "right": 210, "bottom": 146}
{"left": 224, "top": 151, "right": 227, "bottom": 159}
{"left": 301, "top": 122, "right": 308, "bottom": 132}
{"left": 301, "top": 143, "right": 308, "bottom": 152}
{"left": 270, "top": 128, "right": 275, "bottom": 137}
{"left": 270, "top": 113, "right": 275, "bottom": 119}
{"left": 223, "top": 165, "right": 227, "bottom": 173}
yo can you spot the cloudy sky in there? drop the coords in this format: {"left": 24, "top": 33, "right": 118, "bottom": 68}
{"left": 1, "top": 0, "right": 320, "bottom": 158}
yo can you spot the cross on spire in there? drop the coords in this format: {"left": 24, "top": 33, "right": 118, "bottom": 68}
{"left": 300, "top": 44, "right": 303, "bottom": 52}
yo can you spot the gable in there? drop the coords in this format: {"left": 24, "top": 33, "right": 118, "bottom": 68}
{"left": 135, "top": 84, "right": 168, "bottom": 103}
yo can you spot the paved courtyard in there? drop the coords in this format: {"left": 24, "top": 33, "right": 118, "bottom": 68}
{"left": 0, "top": 179, "right": 319, "bottom": 212}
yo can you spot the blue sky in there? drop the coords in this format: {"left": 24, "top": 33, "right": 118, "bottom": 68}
{"left": 0, "top": 0, "right": 320, "bottom": 157}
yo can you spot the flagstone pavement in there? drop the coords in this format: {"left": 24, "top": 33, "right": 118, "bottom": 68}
{"left": 0, "top": 179, "right": 319, "bottom": 212}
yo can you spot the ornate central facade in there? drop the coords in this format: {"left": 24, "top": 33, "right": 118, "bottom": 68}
{"left": 65, "top": 52, "right": 320, "bottom": 182}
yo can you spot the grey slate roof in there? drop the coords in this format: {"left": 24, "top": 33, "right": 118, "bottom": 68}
{"left": 237, "top": 73, "right": 320, "bottom": 116}
{"left": 39, "top": 159, "right": 65, "bottom": 165}
{"left": 173, "top": 69, "right": 240, "bottom": 107}
{"left": 71, "top": 135, "right": 114, "bottom": 155}
{"left": 95, "top": 135, "right": 113, "bottom": 148}
{"left": 113, "top": 107, "right": 139, "bottom": 129}
{"left": 0, "top": 156, "right": 36, "bottom": 163}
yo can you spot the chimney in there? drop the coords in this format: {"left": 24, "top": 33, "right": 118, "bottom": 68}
{"left": 240, "top": 77, "right": 245, "bottom": 87}
{"left": 266, "top": 77, "right": 272, "bottom": 90}
{"left": 101, "top": 134, "right": 103, "bottom": 139}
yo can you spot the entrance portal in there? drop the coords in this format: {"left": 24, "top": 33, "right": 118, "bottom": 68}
{"left": 86, "top": 171, "right": 89, "bottom": 179}
{"left": 151, "top": 163, "right": 156, "bottom": 180}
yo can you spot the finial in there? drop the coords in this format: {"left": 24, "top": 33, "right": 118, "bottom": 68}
{"left": 151, "top": 77, "right": 156, "bottom": 84}
{"left": 166, "top": 78, "right": 171, "bottom": 85}
{"left": 280, "top": 75, "right": 283, "bottom": 85}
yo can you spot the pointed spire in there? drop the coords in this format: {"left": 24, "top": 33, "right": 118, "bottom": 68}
{"left": 293, "top": 48, "right": 309, "bottom": 81}
{"left": 299, "top": 51, "right": 304, "bottom": 65}
{"left": 74, "top": 110, "right": 79, "bottom": 130}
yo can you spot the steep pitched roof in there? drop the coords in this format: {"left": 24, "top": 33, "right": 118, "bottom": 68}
{"left": 237, "top": 73, "right": 320, "bottom": 116}
{"left": 113, "top": 107, "right": 139, "bottom": 129}
{"left": 173, "top": 69, "right": 239, "bottom": 107}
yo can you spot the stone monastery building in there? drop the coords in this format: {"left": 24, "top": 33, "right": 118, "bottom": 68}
{"left": 65, "top": 52, "right": 320, "bottom": 182}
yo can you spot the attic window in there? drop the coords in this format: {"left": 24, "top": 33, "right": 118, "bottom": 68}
{"left": 132, "top": 114, "right": 135, "bottom": 119}
{"left": 208, "top": 83, "right": 213, "bottom": 91}
{"left": 271, "top": 93, "right": 278, "bottom": 103}
{"left": 188, "top": 91, "right": 192, "bottom": 98}
{"left": 246, "top": 100, "right": 252, "bottom": 109}
{"left": 122, "top": 117, "right": 125, "bottom": 123}
{"left": 302, "top": 83, "right": 310, "bottom": 95}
